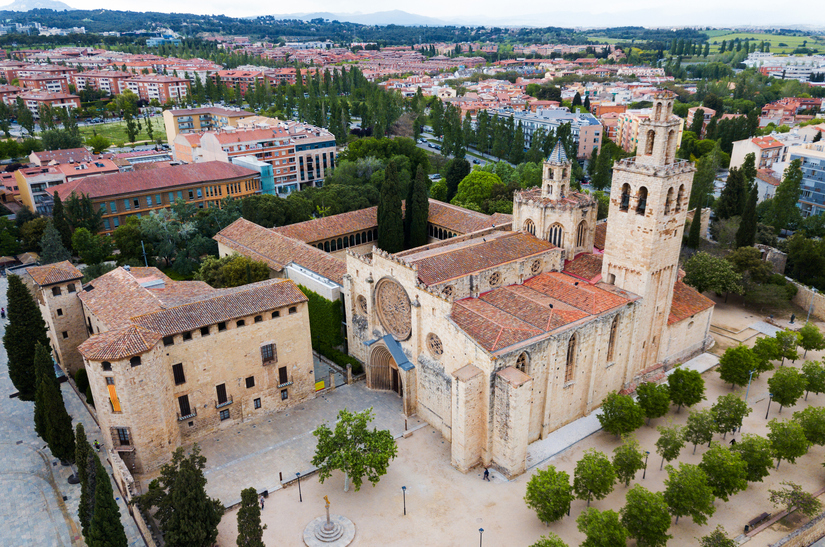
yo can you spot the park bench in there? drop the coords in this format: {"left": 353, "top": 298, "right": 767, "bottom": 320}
{"left": 745, "top": 512, "right": 771, "bottom": 532}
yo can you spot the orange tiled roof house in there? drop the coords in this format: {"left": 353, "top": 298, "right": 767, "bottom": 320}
{"left": 26, "top": 263, "right": 314, "bottom": 474}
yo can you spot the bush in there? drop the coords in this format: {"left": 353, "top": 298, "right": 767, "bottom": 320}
{"left": 74, "top": 368, "right": 89, "bottom": 395}
{"left": 318, "top": 343, "right": 363, "bottom": 375}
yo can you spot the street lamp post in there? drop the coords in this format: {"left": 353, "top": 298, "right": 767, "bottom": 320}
{"left": 643, "top": 451, "right": 650, "bottom": 479}
{"left": 807, "top": 288, "right": 818, "bottom": 324}
{"left": 296, "top": 472, "right": 302, "bottom": 503}
{"left": 745, "top": 369, "right": 755, "bottom": 403}
{"left": 402, "top": 486, "right": 406, "bottom": 516}
{"left": 479, "top": 528, "right": 484, "bottom": 547}
{"left": 766, "top": 394, "right": 773, "bottom": 420}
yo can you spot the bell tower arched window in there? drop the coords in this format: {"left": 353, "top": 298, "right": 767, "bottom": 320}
{"left": 565, "top": 335, "right": 577, "bottom": 383}
{"left": 645, "top": 130, "right": 655, "bottom": 156}
{"left": 620, "top": 184, "right": 631, "bottom": 211}
{"left": 664, "top": 187, "right": 674, "bottom": 215}
{"left": 636, "top": 187, "right": 648, "bottom": 216}
{"left": 675, "top": 185, "right": 685, "bottom": 213}
{"left": 655, "top": 102, "right": 663, "bottom": 121}
{"left": 607, "top": 316, "right": 619, "bottom": 362}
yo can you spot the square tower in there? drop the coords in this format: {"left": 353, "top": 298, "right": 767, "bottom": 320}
{"left": 600, "top": 92, "right": 696, "bottom": 369}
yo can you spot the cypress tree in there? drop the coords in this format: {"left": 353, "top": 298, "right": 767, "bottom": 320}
{"left": 735, "top": 185, "right": 758, "bottom": 248}
{"left": 687, "top": 206, "right": 702, "bottom": 249}
{"left": 445, "top": 158, "right": 471, "bottom": 202}
{"left": 42, "top": 361, "right": 76, "bottom": 463}
{"left": 377, "top": 161, "right": 404, "bottom": 253}
{"left": 76, "top": 423, "right": 96, "bottom": 538}
{"left": 33, "top": 342, "right": 56, "bottom": 441}
{"left": 39, "top": 221, "right": 72, "bottom": 265}
{"left": 406, "top": 166, "right": 430, "bottom": 249}
{"left": 3, "top": 274, "right": 50, "bottom": 400}
{"left": 572, "top": 92, "right": 582, "bottom": 107}
{"left": 689, "top": 108, "right": 705, "bottom": 137}
{"left": 715, "top": 167, "right": 746, "bottom": 220}
{"left": 236, "top": 487, "right": 266, "bottom": 547}
{"left": 51, "top": 191, "right": 73, "bottom": 251}
{"left": 741, "top": 152, "right": 757, "bottom": 186}
{"left": 87, "top": 458, "right": 128, "bottom": 547}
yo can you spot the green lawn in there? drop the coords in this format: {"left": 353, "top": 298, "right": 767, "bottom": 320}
{"left": 78, "top": 116, "right": 166, "bottom": 147}
{"left": 707, "top": 32, "right": 821, "bottom": 54}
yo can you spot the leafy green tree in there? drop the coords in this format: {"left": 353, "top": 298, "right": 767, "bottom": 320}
{"left": 699, "top": 525, "right": 737, "bottom": 547}
{"left": 72, "top": 228, "right": 113, "bottom": 266}
{"left": 451, "top": 170, "right": 503, "bottom": 210}
{"left": 753, "top": 336, "right": 781, "bottom": 373}
{"left": 113, "top": 216, "right": 150, "bottom": 264}
{"left": 802, "top": 360, "right": 825, "bottom": 400}
{"left": 134, "top": 445, "right": 224, "bottom": 547}
{"left": 699, "top": 443, "right": 748, "bottom": 501}
{"left": 684, "top": 408, "right": 716, "bottom": 454}
{"left": 195, "top": 255, "right": 270, "bottom": 288}
{"left": 612, "top": 435, "right": 646, "bottom": 486}
{"left": 620, "top": 484, "right": 672, "bottom": 547}
{"left": 769, "top": 481, "right": 823, "bottom": 519}
{"left": 20, "top": 216, "right": 48, "bottom": 252}
{"left": 765, "top": 159, "right": 803, "bottom": 234}
{"left": 577, "top": 507, "right": 629, "bottom": 547}
{"left": 597, "top": 391, "right": 644, "bottom": 437}
{"left": 636, "top": 382, "right": 670, "bottom": 425}
{"left": 767, "top": 419, "right": 810, "bottom": 469}
{"left": 735, "top": 184, "right": 758, "bottom": 248}
{"left": 775, "top": 329, "right": 801, "bottom": 365}
{"left": 529, "top": 534, "right": 568, "bottom": 547}
{"left": 64, "top": 192, "right": 104, "bottom": 234}
{"left": 799, "top": 323, "right": 825, "bottom": 358}
{"left": 51, "top": 192, "right": 73, "bottom": 251}
{"left": 731, "top": 433, "right": 774, "bottom": 483}
{"left": 573, "top": 449, "right": 616, "bottom": 507}
{"left": 87, "top": 457, "right": 127, "bottom": 547}
{"left": 3, "top": 274, "right": 50, "bottom": 400}
{"left": 40, "top": 221, "right": 72, "bottom": 265}
{"left": 687, "top": 206, "right": 702, "bottom": 249}
{"left": 663, "top": 463, "right": 716, "bottom": 525}
{"left": 16, "top": 96, "right": 35, "bottom": 135}
{"left": 405, "top": 165, "right": 430, "bottom": 248}
{"left": 768, "top": 366, "right": 807, "bottom": 412}
{"left": 236, "top": 487, "right": 266, "bottom": 547}
{"left": 655, "top": 421, "right": 685, "bottom": 470}
{"left": 668, "top": 368, "right": 706, "bottom": 412}
{"left": 377, "top": 160, "right": 404, "bottom": 253}
{"left": 682, "top": 252, "right": 743, "bottom": 296}
{"left": 86, "top": 134, "right": 111, "bottom": 155}
{"left": 718, "top": 345, "right": 759, "bottom": 389}
{"left": 312, "top": 408, "right": 397, "bottom": 492}
{"left": 792, "top": 406, "right": 825, "bottom": 446}
{"left": 524, "top": 465, "right": 574, "bottom": 523}
{"left": 711, "top": 393, "right": 752, "bottom": 439}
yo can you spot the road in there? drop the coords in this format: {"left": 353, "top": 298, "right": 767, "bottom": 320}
{"left": 415, "top": 131, "right": 512, "bottom": 168}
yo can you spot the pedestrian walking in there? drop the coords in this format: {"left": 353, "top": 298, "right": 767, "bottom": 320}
{"left": 1, "top": 307, "right": 5, "bottom": 319}
{"left": 730, "top": 438, "right": 736, "bottom": 446}
{"left": 93, "top": 440, "right": 100, "bottom": 451}
{"left": 260, "top": 495, "right": 265, "bottom": 510}
{"left": 483, "top": 468, "right": 490, "bottom": 481}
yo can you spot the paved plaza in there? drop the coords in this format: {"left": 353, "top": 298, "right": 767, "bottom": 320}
{"left": 0, "top": 275, "right": 145, "bottom": 547}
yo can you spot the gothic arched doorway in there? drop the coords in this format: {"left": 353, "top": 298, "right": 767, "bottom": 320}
{"left": 368, "top": 345, "right": 403, "bottom": 397}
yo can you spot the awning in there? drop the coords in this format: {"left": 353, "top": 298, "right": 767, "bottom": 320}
{"left": 364, "top": 335, "right": 415, "bottom": 372}
{"left": 108, "top": 384, "right": 121, "bottom": 413}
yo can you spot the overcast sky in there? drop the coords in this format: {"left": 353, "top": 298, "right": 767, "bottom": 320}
{"left": 57, "top": 0, "right": 825, "bottom": 28}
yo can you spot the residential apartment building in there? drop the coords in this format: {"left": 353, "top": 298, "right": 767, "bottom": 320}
{"left": 10, "top": 91, "right": 80, "bottom": 114}
{"left": 15, "top": 165, "right": 64, "bottom": 215}
{"left": 162, "top": 106, "right": 253, "bottom": 143}
{"left": 685, "top": 107, "right": 716, "bottom": 138}
{"left": 117, "top": 74, "right": 189, "bottom": 103}
{"left": 493, "top": 109, "right": 603, "bottom": 159}
{"left": 72, "top": 70, "right": 133, "bottom": 95}
{"left": 730, "top": 136, "right": 785, "bottom": 170}
{"left": 47, "top": 161, "right": 260, "bottom": 234}
{"left": 213, "top": 70, "right": 264, "bottom": 96}
{"left": 17, "top": 75, "right": 71, "bottom": 94}
{"left": 32, "top": 262, "right": 314, "bottom": 474}
{"left": 791, "top": 143, "right": 825, "bottom": 217}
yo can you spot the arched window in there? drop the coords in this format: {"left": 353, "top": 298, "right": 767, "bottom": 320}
{"left": 645, "top": 130, "right": 655, "bottom": 156}
{"left": 254, "top": 315, "right": 262, "bottom": 323}
{"left": 350, "top": 235, "right": 355, "bottom": 247}
{"left": 547, "top": 224, "right": 564, "bottom": 247}
{"left": 636, "top": 187, "right": 648, "bottom": 216}
{"left": 516, "top": 352, "right": 529, "bottom": 373}
{"left": 664, "top": 187, "right": 674, "bottom": 215}
{"left": 324, "top": 241, "right": 330, "bottom": 252}
{"left": 102, "top": 361, "right": 112, "bottom": 371}
{"left": 576, "top": 220, "right": 587, "bottom": 247}
{"left": 337, "top": 237, "right": 343, "bottom": 250}
{"left": 343, "top": 236, "right": 349, "bottom": 249}
{"left": 330, "top": 239, "right": 337, "bottom": 251}
{"left": 565, "top": 335, "right": 577, "bottom": 383}
{"left": 356, "top": 232, "right": 361, "bottom": 245}
{"left": 655, "top": 102, "right": 662, "bottom": 120}
{"left": 607, "top": 316, "right": 619, "bottom": 362}
{"left": 318, "top": 243, "right": 324, "bottom": 250}
{"left": 666, "top": 130, "right": 677, "bottom": 163}
{"left": 620, "top": 184, "right": 631, "bottom": 211}
{"left": 367, "top": 230, "right": 373, "bottom": 242}
{"left": 675, "top": 185, "right": 685, "bottom": 213}
{"left": 130, "top": 356, "right": 141, "bottom": 367}
{"left": 547, "top": 166, "right": 554, "bottom": 180}
{"left": 523, "top": 219, "right": 535, "bottom": 235}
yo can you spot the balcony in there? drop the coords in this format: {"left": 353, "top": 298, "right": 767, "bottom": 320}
{"left": 215, "top": 395, "right": 233, "bottom": 409}
{"left": 177, "top": 409, "right": 197, "bottom": 421}
{"left": 278, "top": 380, "right": 294, "bottom": 389}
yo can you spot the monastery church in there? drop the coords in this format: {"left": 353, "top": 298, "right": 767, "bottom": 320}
{"left": 26, "top": 92, "right": 713, "bottom": 478}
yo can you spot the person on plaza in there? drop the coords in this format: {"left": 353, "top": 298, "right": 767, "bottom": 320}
{"left": 483, "top": 468, "right": 490, "bottom": 481}
{"left": 1, "top": 308, "right": 5, "bottom": 319}
{"left": 260, "top": 495, "right": 265, "bottom": 509}
{"left": 93, "top": 440, "right": 100, "bottom": 451}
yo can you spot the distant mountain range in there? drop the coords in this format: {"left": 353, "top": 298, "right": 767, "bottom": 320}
{"left": 0, "top": 0, "right": 72, "bottom": 11}
{"left": 262, "top": 10, "right": 450, "bottom": 27}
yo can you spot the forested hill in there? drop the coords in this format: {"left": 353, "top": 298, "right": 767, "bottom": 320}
{"left": 0, "top": 9, "right": 591, "bottom": 45}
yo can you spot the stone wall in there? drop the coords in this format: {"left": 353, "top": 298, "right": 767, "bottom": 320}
{"left": 108, "top": 450, "right": 158, "bottom": 547}
{"left": 769, "top": 510, "right": 825, "bottom": 547}
{"left": 792, "top": 281, "right": 825, "bottom": 321}
{"left": 685, "top": 207, "right": 710, "bottom": 240}
{"left": 663, "top": 307, "right": 714, "bottom": 365}
{"left": 756, "top": 244, "right": 788, "bottom": 275}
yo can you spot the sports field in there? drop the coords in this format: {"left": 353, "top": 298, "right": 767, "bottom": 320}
{"left": 706, "top": 32, "right": 822, "bottom": 53}
{"left": 78, "top": 115, "right": 166, "bottom": 146}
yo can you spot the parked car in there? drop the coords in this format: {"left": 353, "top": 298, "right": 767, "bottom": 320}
{"left": 472, "top": 159, "right": 480, "bottom": 164}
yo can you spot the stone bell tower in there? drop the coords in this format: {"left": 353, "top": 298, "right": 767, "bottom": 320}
{"left": 541, "top": 141, "right": 571, "bottom": 200}
{"left": 600, "top": 91, "right": 695, "bottom": 370}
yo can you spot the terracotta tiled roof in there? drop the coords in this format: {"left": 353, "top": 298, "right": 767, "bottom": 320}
{"left": 77, "top": 325, "right": 162, "bottom": 361}
{"left": 405, "top": 231, "right": 556, "bottom": 286}
{"left": 756, "top": 169, "right": 781, "bottom": 187}
{"left": 27, "top": 261, "right": 82, "bottom": 286}
{"left": 47, "top": 161, "right": 257, "bottom": 200}
{"left": 427, "top": 200, "right": 510, "bottom": 233}
{"left": 564, "top": 253, "right": 604, "bottom": 282}
{"left": 668, "top": 279, "right": 715, "bottom": 325}
{"left": 594, "top": 222, "right": 607, "bottom": 250}
{"left": 272, "top": 206, "right": 378, "bottom": 243}
{"left": 131, "top": 279, "right": 307, "bottom": 336}
{"left": 79, "top": 268, "right": 166, "bottom": 329}
{"left": 451, "top": 271, "right": 631, "bottom": 353}
{"left": 215, "top": 218, "right": 346, "bottom": 285}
